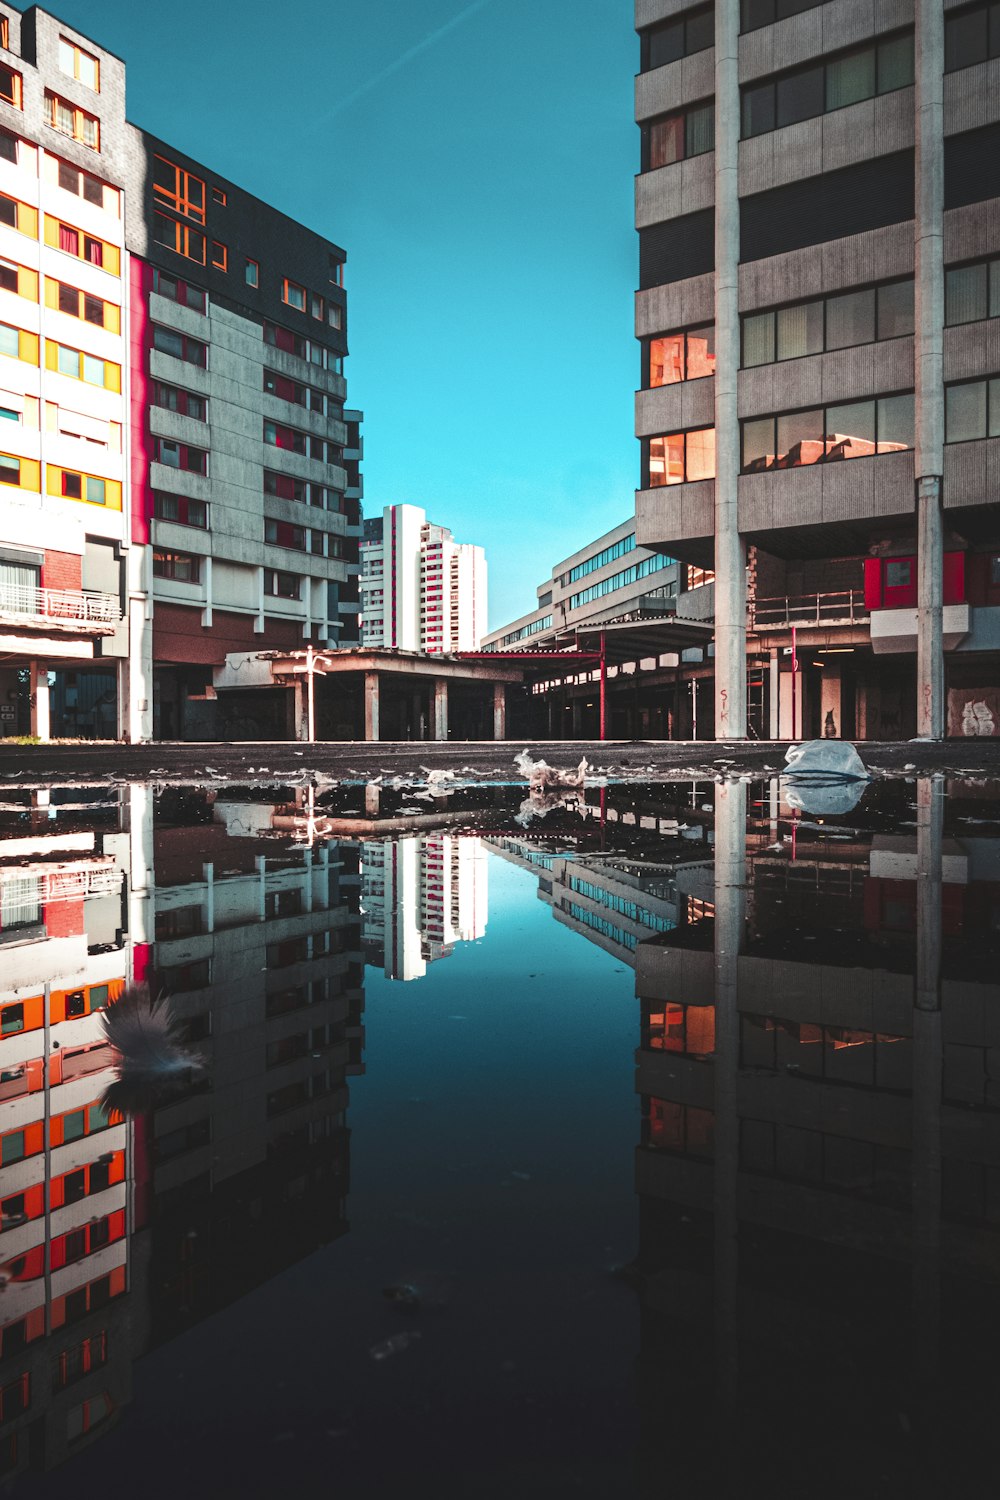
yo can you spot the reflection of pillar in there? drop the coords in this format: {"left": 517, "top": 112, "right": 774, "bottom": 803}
{"left": 768, "top": 649, "right": 779, "bottom": 740}
{"left": 29, "top": 661, "right": 50, "bottom": 740}
{"left": 546, "top": 695, "right": 555, "bottom": 738}
{"left": 913, "top": 774, "right": 943, "bottom": 1386}
{"left": 433, "top": 680, "right": 448, "bottom": 741}
{"left": 571, "top": 698, "right": 583, "bottom": 738}
{"left": 820, "top": 661, "right": 842, "bottom": 738}
{"left": 713, "top": 780, "right": 746, "bottom": 1465}
{"left": 493, "top": 683, "right": 506, "bottom": 741}
{"left": 365, "top": 782, "right": 381, "bottom": 818}
{"left": 364, "top": 671, "right": 380, "bottom": 741}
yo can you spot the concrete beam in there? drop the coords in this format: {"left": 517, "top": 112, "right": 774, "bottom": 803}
{"left": 364, "top": 671, "right": 380, "bottom": 742}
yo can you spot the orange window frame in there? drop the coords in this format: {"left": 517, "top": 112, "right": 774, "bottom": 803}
{"left": 45, "top": 93, "right": 99, "bottom": 150}
{"left": 281, "top": 278, "right": 305, "bottom": 311}
{"left": 59, "top": 39, "right": 100, "bottom": 91}
{"left": 153, "top": 156, "right": 205, "bottom": 222}
{"left": 0, "top": 17, "right": 8, "bottom": 48}
{"left": 153, "top": 212, "right": 206, "bottom": 266}
{"left": 210, "top": 240, "right": 227, "bottom": 271}
{"left": 0, "top": 64, "right": 22, "bottom": 110}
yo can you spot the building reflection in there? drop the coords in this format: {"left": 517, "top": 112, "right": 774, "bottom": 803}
{"left": 0, "top": 785, "right": 364, "bottom": 1477}
{"left": 361, "top": 834, "right": 487, "bottom": 981}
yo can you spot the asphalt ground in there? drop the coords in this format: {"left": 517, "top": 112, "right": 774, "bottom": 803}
{"left": 2, "top": 738, "right": 1000, "bottom": 788}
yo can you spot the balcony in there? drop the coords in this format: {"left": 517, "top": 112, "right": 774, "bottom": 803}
{"left": 750, "top": 590, "right": 869, "bottom": 630}
{"left": 0, "top": 582, "right": 121, "bottom": 635}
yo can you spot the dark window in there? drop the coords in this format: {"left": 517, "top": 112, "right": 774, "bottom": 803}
{"left": 945, "top": 2, "right": 1000, "bottom": 72}
{"left": 945, "top": 123, "right": 1000, "bottom": 210}
{"left": 641, "top": 6, "right": 713, "bottom": 71}
{"left": 152, "top": 549, "right": 201, "bottom": 583}
{"left": 741, "top": 151, "right": 914, "bottom": 261}
{"left": 742, "top": 279, "right": 912, "bottom": 367}
{"left": 742, "top": 34, "right": 912, "bottom": 139}
{"left": 945, "top": 377, "right": 1000, "bottom": 443}
{"left": 0, "top": 1004, "right": 23, "bottom": 1037}
{"left": 741, "top": 0, "right": 822, "bottom": 31}
{"left": 264, "top": 569, "right": 300, "bottom": 599}
{"left": 640, "top": 208, "right": 714, "bottom": 289}
{"left": 775, "top": 64, "right": 823, "bottom": 127}
{"left": 62, "top": 1169, "right": 86, "bottom": 1205}
{"left": 0, "top": 130, "right": 16, "bottom": 164}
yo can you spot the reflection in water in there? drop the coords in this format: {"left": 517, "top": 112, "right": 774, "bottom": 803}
{"left": 0, "top": 776, "right": 996, "bottom": 1493}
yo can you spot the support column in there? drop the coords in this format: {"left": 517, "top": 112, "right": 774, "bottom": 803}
{"left": 713, "top": 0, "right": 746, "bottom": 740}
{"left": 912, "top": 775, "right": 943, "bottom": 1386}
{"left": 363, "top": 671, "right": 380, "bottom": 742}
{"left": 433, "top": 679, "right": 448, "bottom": 741}
{"left": 492, "top": 683, "right": 506, "bottom": 741}
{"left": 915, "top": 0, "right": 945, "bottom": 739}
{"left": 29, "top": 661, "right": 50, "bottom": 741}
{"left": 768, "top": 648, "right": 779, "bottom": 740}
{"left": 365, "top": 781, "right": 381, "bottom": 818}
{"left": 571, "top": 698, "right": 584, "bottom": 738}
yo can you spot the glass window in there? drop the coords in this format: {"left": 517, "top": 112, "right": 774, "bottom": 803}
{"left": 886, "top": 560, "right": 911, "bottom": 589}
{"left": 63, "top": 1110, "right": 85, "bottom": 1142}
{"left": 743, "top": 417, "right": 773, "bottom": 468}
{"left": 946, "top": 381, "right": 987, "bottom": 443}
{"left": 0, "top": 1005, "right": 23, "bottom": 1036}
{"left": 776, "top": 300, "right": 823, "bottom": 360}
{"left": 776, "top": 409, "right": 823, "bottom": 465}
{"left": 776, "top": 66, "right": 823, "bottom": 128}
{"left": 649, "top": 333, "right": 684, "bottom": 386}
{"left": 988, "top": 376, "right": 1000, "bottom": 437}
{"left": 877, "top": 393, "right": 914, "bottom": 452}
{"left": 649, "top": 433, "right": 685, "bottom": 486}
{"left": 57, "top": 346, "right": 80, "bottom": 378}
{"left": 945, "top": 264, "right": 988, "bottom": 325}
{"left": 877, "top": 33, "right": 914, "bottom": 93}
{"left": 741, "top": 81, "right": 775, "bottom": 138}
{"left": 686, "top": 427, "right": 716, "bottom": 480}
{"left": 989, "top": 261, "right": 1000, "bottom": 318}
{"left": 82, "top": 355, "right": 105, "bottom": 386}
{"left": 647, "top": 18, "right": 684, "bottom": 69}
{"left": 685, "top": 8, "right": 714, "bottom": 56}
{"left": 686, "top": 325, "right": 715, "bottom": 379}
{"left": 742, "top": 311, "right": 775, "bottom": 367}
{"left": 649, "top": 113, "right": 684, "bottom": 169}
{"left": 685, "top": 102, "right": 714, "bottom": 157}
{"left": 825, "top": 399, "right": 876, "bottom": 458}
{"left": 946, "top": 7, "right": 988, "bottom": 72}
{"left": 825, "top": 48, "right": 875, "bottom": 111}
{"left": 85, "top": 477, "right": 105, "bottom": 505}
{"left": 877, "top": 280, "right": 914, "bottom": 339}
{"left": 826, "top": 288, "right": 876, "bottom": 349}
{"left": 1, "top": 1133, "right": 23, "bottom": 1165}
{"left": 245, "top": 259, "right": 258, "bottom": 288}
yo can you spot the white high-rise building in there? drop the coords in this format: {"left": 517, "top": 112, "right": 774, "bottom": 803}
{"left": 360, "top": 503, "right": 487, "bottom": 653}
{"left": 361, "top": 835, "right": 488, "bottom": 981}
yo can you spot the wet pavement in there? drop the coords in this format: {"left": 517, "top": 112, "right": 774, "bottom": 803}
{"left": 0, "top": 773, "right": 997, "bottom": 1497}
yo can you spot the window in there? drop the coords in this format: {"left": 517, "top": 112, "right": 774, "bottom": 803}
{"left": 153, "top": 155, "right": 205, "bottom": 221}
{"left": 741, "top": 279, "right": 913, "bottom": 366}
{"left": 50, "top": 468, "right": 114, "bottom": 506}
{"left": 568, "top": 552, "right": 674, "bottom": 610}
{"left": 644, "top": 101, "right": 714, "bottom": 170}
{"left": 45, "top": 217, "right": 119, "bottom": 275}
{"left": 245, "top": 258, "right": 259, "bottom": 288}
{"left": 264, "top": 419, "right": 309, "bottom": 455}
{"left": 885, "top": 559, "right": 912, "bottom": 590}
{"left": 945, "top": 377, "right": 1000, "bottom": 443}
{"left": 55, "top": 158, "right": 112, "bottom": 210}
{"left": 741, "top": 393, "right": 914, "bottom": 469}
{"left": 264, "top": 519, "right": 306, "bottom": 551}
{"left": 151, "top": 382, "right": 206, "bottom": 421}
{"left": 45, "top": 93, "right": 99, "bottom": 150}
{"left": 640, "top": 6, "right": 713, "bottom": 71}
{"left": 211, "top": 186, "right": 227, "bottom": 205}
{"left": 211, "top": 241, "right": 227, "bottom": 271}
{"left": 58, "top": 1333, "right": 108, "bottom": 1390}
{"left": 310, "top": 292, "right": 324, "bottom": 320}
{"left": 264, "top": 469, "right": 306, "bottom": 504}
{"left": 264, "top": 569, "right": 300, "bottom": 599}
{"left": 741, "top": 32, "right": 914, "bottom": 138}
{"left": 945, "top": 2, "right": 1000, "bottom": 72}
{"left": 0, "top": 194, "right": 37, "bottom": 239}
{"left": 46, "top": 280, "right": 119, "bottom": 333}
{"left": 0, "top": 128, "right": 17, "bottom": 164}
{"left": 0, "top": 322, "right": 38, "bottom": 365}
{"left": 152, "top": 325, "right": 207, "bottom": 367}
{"left": 153, "top": 492, "right": 208, "bottom": 528}
{"left": 0, "top": 64, "right": 21, "bottom": 109}
{"left": 58, "top": 38, "right": 100, "bottom": 90}
{"left": 153, "top": 211, "right": 206, "bottom": 264}
{"left": 945, "top": 256, "right": 1000, "bottom": 325}
{"left": 263, "top": 322, "right": 339, "bottom": 369}
{"left": 153, "top": 549, "right": 201, "bottom": 583}
{"left": 740, "top": 0, "right": 821, "bottom": 32}
{"left": 329, "top": 258, "right": 344, "bottom": 286}
{"left": 0, "top": 1376, "right": 29, "bottom": 1424}
{"left": 646, "top": 325, "right": 715, "bottom": 386}
{"left": 67, "top": 1393, "right": 114, "bottom": 1442}
{"left": 153, "top": 438, "right": 207, "bottom": 474}
{"left": 0, "top": 1004, "right": 23, "bottom": 1037}
{"left": 648, "top": 427, "right": 716, "bottom": 485}
{"left": 47, "top": 341, "right": 120, "bottom": 390}
{"left": 328, "top": 303, "right": 342, "bottom": 330}
{"left": 282, "top": 279, "right": 306, "bottom": 312}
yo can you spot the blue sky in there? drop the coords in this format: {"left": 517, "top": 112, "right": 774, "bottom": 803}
{"left": 51, "top": 0, "right": 638, "bottom": 628}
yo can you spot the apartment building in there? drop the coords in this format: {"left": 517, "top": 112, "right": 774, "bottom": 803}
{"left": 635, "top": 0, "right": 1000, "bottom": 739}
{"left": 0, "top": 5, "right": 361, "bottom": 743}
{"left": 361, "top": 833, "right": 487, "bottom": 980}
{"left": 360, "top": 502, "right": 487, "bottom": 654}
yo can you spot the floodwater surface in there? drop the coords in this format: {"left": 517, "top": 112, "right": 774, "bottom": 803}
{"left": 0, "top": 774, "right": 998, "bottom": 1499}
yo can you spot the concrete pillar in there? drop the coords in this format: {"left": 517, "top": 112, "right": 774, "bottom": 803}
{"left": 365, "top": 781, "right": 381, "bottom": 818}
{"left": 570, "top": 698, "right": 584, "bottom": 738}
{"left": 768, "top": 649, "right": 779, "bottom": 739}
{"left": 492, "top": 682, "right": 506, "bottom": 741}
{"left": 912, "top": 775, "right": 943, "bottom": 1383}
{"left": 819, "top": 661, "right": 843, "bottom": 738}
{"left": 29, "top": 661, "right": 50, "bottom": 741}
{"left": 915, "top": 0, "right": 945, "bottom": 739}
{"left": 713, "top": 779, "right": 746, "bottom": 1457}
{"left": 713, "top": 0, "right": 746, "bottom": 740}
{"left": 291, "top": 679, "right": 307, "bottom": 741}
{"left": 433, "top": 679, "right": 448, "bottom": 741}
{"left": 364, "top": 671, "right": 380, "bottom": 741}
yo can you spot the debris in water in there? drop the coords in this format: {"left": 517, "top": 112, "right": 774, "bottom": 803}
{"left": 369, "top": 1331, "right": 422, "bottom": 1361}
{"left": 514, "top": 748, "right": 589, "bottom": 790}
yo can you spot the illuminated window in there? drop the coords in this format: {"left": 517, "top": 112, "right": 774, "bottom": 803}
{"left": 0, "top": 64, "right": 22, "bottom": 109}
{"left": 45, "top": 93, "right": 99, "bottom": 150}
{"left": 647, "top": 326, "right": 716, "bottom": 386}
{"left": 210, "top": 241, "right": 227, "bottom": 271}
{"left": 153, "top": 549, "right": 201, "bottom": 583}
{"left": 648, "top": 427, "right": 716, "bottom": 485}
{"left": 153, "top": 211, "right": 206, "bottom": 265}
{"left": 281, "top": 279, "right": 306, "bottom": 312}
{"left": 152, "top": 155, "right": 205, "bottom": 221}
{"left": 741, "top": 394, "right": 914, "bottom": 470}
{"left": 58, "top": 38, "right": 100, "bottom": 91}
{"left": 245, "top": 258, "right": 259, "bottom": 288}
{"left": 0, "top": 17, "right": 7, "bottom": 49}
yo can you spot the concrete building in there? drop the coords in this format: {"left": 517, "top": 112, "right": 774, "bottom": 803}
{"left": 361, "top": 833, "right": 487, "bottom": 980}
{"left": 0, "top": 4, "right": 362, "bottom": 744}
{"left": 360, "top": 502, "right": 487, "bottom": 654}
{"left": 634, "top": 0, "right": 1000, "bottom": 739}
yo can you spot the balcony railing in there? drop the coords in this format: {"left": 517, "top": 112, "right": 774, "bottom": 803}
{"left": 750, "top": 590, "right": 868, "bottom": 629}
{"left": 0, "top": 582, "right": 121, "bottom": 627}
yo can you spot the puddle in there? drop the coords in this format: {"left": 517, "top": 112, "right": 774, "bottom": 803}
{"left": 1, "top": 776, "right": 997, "bottom": 1497}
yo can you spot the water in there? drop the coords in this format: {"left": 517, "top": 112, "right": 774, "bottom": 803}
{"left": 0, "top": 775, "right": 998, "bottom": 1498}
